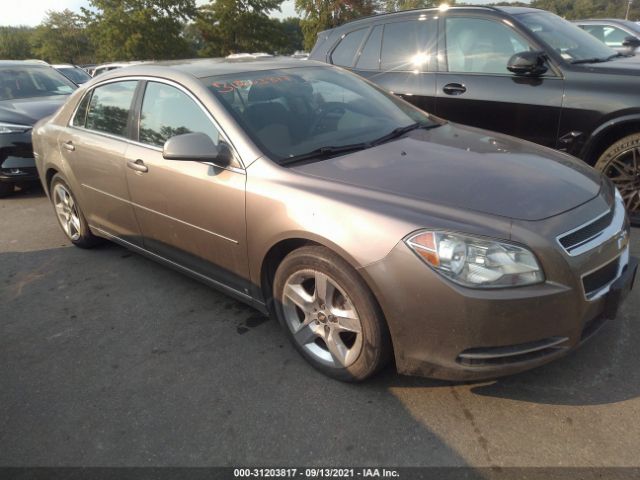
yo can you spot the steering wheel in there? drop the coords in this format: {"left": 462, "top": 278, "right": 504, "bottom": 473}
{"left": 309, "top": 102, "right": 347, "bottom": 134}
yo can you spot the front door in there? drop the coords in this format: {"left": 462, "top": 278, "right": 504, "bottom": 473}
{"left": 435, "top": 14, "right": 564, "bottom": 148}
{"left": 124, "top": 80, "right": 250, "bottom": 294}
{"left": 59, "top": 80, "right": 142, "bottom": 244}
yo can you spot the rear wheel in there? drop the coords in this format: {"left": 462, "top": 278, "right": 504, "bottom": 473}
{"left": 273, "top": 246, "right": 391, "bottom": 381}
{"left": 595, "top": 133, "right": 640, "bottom": 225}
{"left": 50, "top": 175, "right": 100, "bottom": 248}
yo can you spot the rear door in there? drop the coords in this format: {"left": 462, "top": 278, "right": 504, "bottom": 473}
{"left": 123, "top": 80, "right": 250, "bottom": 294}
{"left": 434, "top": 13, "right": 564, "bottom": 148}
{"left": 59, "top": 80, "right": 142, "bottom": 244}
{"left": 330, "top": 15, "right": 439, "bottom": 113}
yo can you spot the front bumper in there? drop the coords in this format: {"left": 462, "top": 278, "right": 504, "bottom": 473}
{"left": 1, "top": 131, "right": 38, "bottom": 184}
{"left": 361, "top": 192, "right": 636, "bottom": 381}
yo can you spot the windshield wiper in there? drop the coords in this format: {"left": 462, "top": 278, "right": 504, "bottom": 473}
{"left": 570, "top": 56, "right": 612, "bottom": 64}
{"left": 279, "top": 122, "right": 439, "bottom": 166}
{"left": 279, "top": 143, "right": 370, "bottom": 166}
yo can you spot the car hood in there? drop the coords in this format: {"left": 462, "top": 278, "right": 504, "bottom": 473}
{"left": 0, "top": 95, "right": 69, "bottom": 126}
{"left": 291, "top": 123, "right": 602, "bottom": 221}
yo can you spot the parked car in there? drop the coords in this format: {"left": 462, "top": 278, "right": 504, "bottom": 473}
{"left": 575, "top": 19, "right": 640, "bottom": 55}
{"left": 0, "top": 60, "right": 76, "bottom": 196}
{"left": 53, "top": 64, "right": 92, "bottom": 85}
{"left": 309, "top": 6, "right": 640, "bottom": 224}
{"left": 91, "top": 61, "right": 146, "bottom": 77}
{"left": 33, "top": 59, "right": 636, "bottom": 382}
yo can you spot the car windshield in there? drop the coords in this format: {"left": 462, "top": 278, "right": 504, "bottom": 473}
{"left": 618, "top": 20, "right": 640, "bottom": 34}
{"left": 203, "top": 66, "right": 437, "bottom": 163}
{"left": 0, "top": 66, "right": 77, "bottom": 101}
{"left": 518, "top": 11, "right": 618, "bottom": 62}
{"left": 57, "top": 66, "right": 91, "bottom": 85}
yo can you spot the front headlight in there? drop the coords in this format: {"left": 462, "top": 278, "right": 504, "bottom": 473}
{"left": 0, "top": 122, "right": 32, "bottom": 134}
{"left": 406, "top": 230, "right": 544, "bottom": 288}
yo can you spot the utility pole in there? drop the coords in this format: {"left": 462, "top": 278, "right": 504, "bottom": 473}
{"left": 626, "top": 0, "right": 633, "bottom": 20}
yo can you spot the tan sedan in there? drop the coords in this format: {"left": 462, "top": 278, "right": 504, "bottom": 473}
{"left": 32, "top": 58, "right": 636, "bottom": 381}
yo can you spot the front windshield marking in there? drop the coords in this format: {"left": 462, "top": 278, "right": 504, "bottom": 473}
{"left": 517, "top": 11, "right": 617, "bottom": 62}
{"left": 203, "top": 66, "right": 437, "bottom": 163}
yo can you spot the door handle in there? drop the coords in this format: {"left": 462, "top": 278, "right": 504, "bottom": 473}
{"left": 127, "top": 159, "right": 148, "bottom": 173}
{"left": 62, "top": 141, "right": 75, "bottom": 151}
{"left": 442, "top": 83, "right": 467, "bottom": 96}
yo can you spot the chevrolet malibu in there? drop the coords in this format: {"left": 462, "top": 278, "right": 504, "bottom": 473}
{"left": 32, "top": 59, "right": 637, "bottom": 381}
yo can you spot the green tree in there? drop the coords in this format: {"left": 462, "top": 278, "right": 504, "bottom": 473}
{"left": 0, "top": 27, "right": 35, "bottom": 60}
{"left": 295, "top": 0, "right": 381, "bottom": 50}
{"left": 82, "top": 0, "right": 197, "bottom": 61}
{"left": 279, "top": 17, "right": 304, "bottom": 53}
{"left": 31, "top": 10, "right": 93, "bottom": 64}
{"left": 196, "top": 0, "right": 284, "bottom": 57}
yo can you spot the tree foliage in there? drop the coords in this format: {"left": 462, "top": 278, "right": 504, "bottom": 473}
{"left": 295, "top": 0, "right": 380, "bottom": 50}
{"left": 195, "top": 0, "right": 290, "bottom": 57}
{"left": 31, "top": 10, "right": 93, "bottom": 64}
{"left": 0, "top": 27, "right": 35, "bottom": 60}
{"left": 82, "top": 0, "right": 198, "bottom": 61}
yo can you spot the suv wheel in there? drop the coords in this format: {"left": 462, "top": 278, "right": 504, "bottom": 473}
{"left": 50, "top": 175, "right": 100, "bottom": 248}
{"left": 273, "top": 246, "right": 391, "bottom": 381}
{"left": 595, "top": 133, "right": 640, "bottom": 225}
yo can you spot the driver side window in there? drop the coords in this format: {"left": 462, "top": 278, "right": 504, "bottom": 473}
{"left": 445, "top": 17, "right": 532, "bottom": 74}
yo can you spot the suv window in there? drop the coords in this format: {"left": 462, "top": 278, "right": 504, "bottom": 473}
{"left": 380, "top": 19, "right": 436, "bottom": 72}
{"left": 356, "top": 25, "right": 383, "bottom": 70}
{"left": 331, "top": 29, "right": 368, "bottom": 67}
{"left": 582, "top": 24, "right": 630, "bottom": 47}
{"left": 139, "top": 82, "right": 220, "bottom": 148}
{"left": 71, "top": 91, "right": 92, "bottom": 128}
{"left": 445, "top": 17, "right": 531, "bottom": 74}
{"left": 85, "top": 81, "right": 137, "bottom": 137}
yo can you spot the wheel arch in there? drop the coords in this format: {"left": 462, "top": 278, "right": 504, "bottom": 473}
{"left": 581, "top": 114, "right": 640, "bottom": 165}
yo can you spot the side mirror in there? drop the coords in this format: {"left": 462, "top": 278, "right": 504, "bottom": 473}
{"left": 622, "top": 35, "right": 640, "bottom": 48}
{"left": 162, "top": 132, "right": 232, "bottom": 167}
{"left": 507, "top": 50, "right": 548, "bottom": 76}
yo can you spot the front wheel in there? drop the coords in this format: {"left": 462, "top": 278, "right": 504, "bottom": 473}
{"left": 273, "top": 246, "right": 391, "bottom": 381}
{"left": 50, "top": 175, "right": 101, "bottom": 248}
{"left": 595, "top": 134, "right": 640, "bottom": 225}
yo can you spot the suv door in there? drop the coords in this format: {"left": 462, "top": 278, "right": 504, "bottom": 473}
{"left": 124, "top": 80, "right": 250, "bottom": 295}
{"left": 60, "top": 80, "right": 142, "bottom": 244}
{"left": 435, "top": 14, "right": 564, "bottom": 148}
{"left": 331, "top": 15, "right": 438, "bottom": 113}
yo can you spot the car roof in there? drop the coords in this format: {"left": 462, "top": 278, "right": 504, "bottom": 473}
{"left": 99, "top": 57, "right": 327, "bottom": 79}
{"left": 0, "top": 60, "right": 52, "bottom": 68}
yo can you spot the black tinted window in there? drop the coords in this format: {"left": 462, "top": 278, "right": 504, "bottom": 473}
{"left": 71, "top": 91, "right": 91, "bottom": 128}
{"left": 85, "top": 81, "right": 137, "bottom": 137}
{"left": 139, "top": 82, "right": 219, "bottom": 148}
{"left": 331, "top": 29, "right": 368, "bottom": 67}
{"left": 381, "top": 19, "right": 436, "bottom": 71}
{"left": 356, "top": 25, "right": 383, "bottom": 70}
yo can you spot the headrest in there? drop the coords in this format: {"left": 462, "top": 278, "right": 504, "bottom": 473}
{"left": 248, "top": 84, "right": 281, "bottom": 102}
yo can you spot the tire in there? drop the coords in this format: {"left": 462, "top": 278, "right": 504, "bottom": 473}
{"left": 50, "top": 174, "right": 101, "bottom": 248}
{"left": 273, "top": 245, "right": 391, "bottom": 381}
{"left": 0, "top": 182, "right": 14, "bottom": 197}
{"left": 595, "top": 133, "right": 640, "bottom": 225}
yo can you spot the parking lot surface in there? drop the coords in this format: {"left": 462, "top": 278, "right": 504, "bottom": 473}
{"left": 1, "top": 186, "right": 639, "bottom": 468}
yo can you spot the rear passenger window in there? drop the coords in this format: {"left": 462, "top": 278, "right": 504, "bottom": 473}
{"left": 331, "top": 28, "right": 368, "bottom": 67}
{"left": 85, "top": 81, "right": 137, "bottom": 137}
{"left": 356, "top": 25, "right": 383, "bottom": 70}
{"left": 71, "top": 91, "right": 91, "bottom": 128}
{"left": 381, "top": 20, "right": 436, "bottom": 72}
{"left": 139, "top": 82, "right": 220, "bottom": 148}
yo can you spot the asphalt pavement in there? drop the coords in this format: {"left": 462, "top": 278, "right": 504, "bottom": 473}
{"left": 1, "top": 185, "right": 639, "bottom": 469}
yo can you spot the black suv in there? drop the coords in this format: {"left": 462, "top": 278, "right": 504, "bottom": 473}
{"left": 309, "top": 6, "right": 640, "bottom": 222}
{"left": 1, "top": 61, "right": 77, "bottom": 196}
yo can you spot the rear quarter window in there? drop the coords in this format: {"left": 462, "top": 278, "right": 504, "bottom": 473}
{"left": 331, "top": 28, "right": 368, "bottom": 67}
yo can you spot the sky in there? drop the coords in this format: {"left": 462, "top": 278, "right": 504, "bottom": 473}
{"left": 0, "top": 0, "right": 509, "bottom": 27}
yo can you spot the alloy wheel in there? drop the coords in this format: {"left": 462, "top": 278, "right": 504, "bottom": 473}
{"left": 603, "top": 146, "right": 640, "bottom": 223}
{"left": 281, "top": 269, "right": 363, "bottom": 368}
{"left": 53, "top": 183, "right": 81, "bottom": 241}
